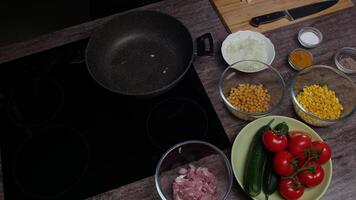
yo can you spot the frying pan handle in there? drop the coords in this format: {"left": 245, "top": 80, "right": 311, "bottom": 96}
{"left": 196, "top": 33, "right": 214, "bottom": 56}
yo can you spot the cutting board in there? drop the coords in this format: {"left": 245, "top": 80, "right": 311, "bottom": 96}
{"left": 210, "top": 0, "right": 354, "bottom": 33}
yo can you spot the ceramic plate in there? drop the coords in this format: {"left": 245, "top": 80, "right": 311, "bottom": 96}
{"left": 231, "top": 116, "right": 332, "bottom": 200}
{"left": 221, "top": 30, "right": 275, "bottom": 72}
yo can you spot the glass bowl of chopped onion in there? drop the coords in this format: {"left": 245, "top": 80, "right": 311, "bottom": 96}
{"left": 291, "top": 65, "right": 356, "bottom": 127}
{"left": 155, "top": 140, "right": 233, "bottom": 200}
{"left": 218, "top": 60, "right": 286, "bottom": 121}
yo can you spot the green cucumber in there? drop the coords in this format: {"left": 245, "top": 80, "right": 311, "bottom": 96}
{"left": 263, "top": 152, "right": 279, "bottom": 200}
{"left": 262, "top": 122, "right": 288, "bottom": 199}
{"left": 243, "top": 119, "right": 274, "bottom": 197}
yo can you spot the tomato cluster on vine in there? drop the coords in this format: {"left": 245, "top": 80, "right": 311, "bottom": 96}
{"left": 262, "top": 126, "right": 332, "bottom": 200}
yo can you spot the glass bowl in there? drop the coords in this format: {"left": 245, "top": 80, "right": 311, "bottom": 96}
{"left": 291, "top": 65, "right": 356, "bottom": 127}
{"left": 155, "top": 140, "right": 233, "bottom": 200}
{"left": 298, "top": 27, "right": 323, "bottom": 48}
{"left": 288, "top": 48, "right": 314, "bottom": 71}
{"left": 334, "top": 47, "right": 356, "bottom": 74}
{"left": 218, "top": 60, "right": 285, "bottom": 121}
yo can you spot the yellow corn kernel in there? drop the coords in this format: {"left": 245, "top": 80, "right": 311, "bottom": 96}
{"left": 227, "top": 84, "right": 271, "bottom": 113}
{"left": 296, "top": 85, "right": 343, "bottom": 119}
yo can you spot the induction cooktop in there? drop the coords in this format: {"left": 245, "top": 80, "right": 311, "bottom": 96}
{"left": 0, "top": 0, "right": 163, "bottom": 46}
{"left": 0, "top": 39, "right": 230, "bottom": 199}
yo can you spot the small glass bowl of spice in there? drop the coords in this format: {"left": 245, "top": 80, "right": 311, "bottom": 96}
{"left": 288, "top": 48, "right": 314, "bottom": 71}
{"left": 298, "top": 27, "right": 323, "bottom": 48}
{"left": 334, "top": 47, "right": 356, "bottom": 74}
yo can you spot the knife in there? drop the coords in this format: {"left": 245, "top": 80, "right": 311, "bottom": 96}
{"left": 250, "top": 0, "right": 339, "bottom": 27}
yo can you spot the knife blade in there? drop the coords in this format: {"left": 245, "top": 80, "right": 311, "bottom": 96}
{"left": 250, "top": 0, "right": 339, "bottom": 27}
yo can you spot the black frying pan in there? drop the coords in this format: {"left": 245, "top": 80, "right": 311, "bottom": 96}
{"left": 85, "top": 10, "right": 213, "bottom": 97}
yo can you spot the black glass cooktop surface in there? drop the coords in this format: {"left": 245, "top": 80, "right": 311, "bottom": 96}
{"left": 0, "top": 39, "right": 230, "bottom": 199}
{"left": 0, "top": 0, "right": 163, "bottom": 46}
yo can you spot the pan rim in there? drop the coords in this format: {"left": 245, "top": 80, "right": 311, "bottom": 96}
{"left": 85, "top": 10, "right": 195, "bottom": 97}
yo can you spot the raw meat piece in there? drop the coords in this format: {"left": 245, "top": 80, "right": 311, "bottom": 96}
{"left": 172, "top": 164, "right": 217, "bottom": 200}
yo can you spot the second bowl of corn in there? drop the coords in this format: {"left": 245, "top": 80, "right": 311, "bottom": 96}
{"left": 291, "top": 65, "right": 356, "bottom": 126}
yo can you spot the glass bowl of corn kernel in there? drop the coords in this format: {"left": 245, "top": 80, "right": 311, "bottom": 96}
{"left": 291, "top": 65, "right": 356, "bottom": 126}
{"left": 218, "top": 60, "right": 285, "bottom": 121}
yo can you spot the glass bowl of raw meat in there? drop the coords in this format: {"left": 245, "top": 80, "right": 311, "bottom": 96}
{"left": 155, "top": 140, "right": 233, "bottom": 200}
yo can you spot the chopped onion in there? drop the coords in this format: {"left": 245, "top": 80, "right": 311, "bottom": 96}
{"left": 225, "top": 36, "right": 268, "bottom": 64}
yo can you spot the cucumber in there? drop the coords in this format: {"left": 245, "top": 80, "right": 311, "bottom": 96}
{"left": 263, "top": 152, "right": 279, "bottom": 200}
{"left": 243, "top": 119, "right": 274, "bottom": 197}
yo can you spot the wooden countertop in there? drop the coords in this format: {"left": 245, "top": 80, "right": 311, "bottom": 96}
{"left": 1, "top": 0, "right": 356, "bottom": 199}
{"left": 210, "top": 0, "right": 354, "bottom": 33}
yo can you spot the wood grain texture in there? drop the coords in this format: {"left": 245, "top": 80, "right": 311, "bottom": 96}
{"left": 210, "top": 0, "right": 354, "bottom": 33}
{"left": 0, "top": 0, "right": 356, "bottom": 199}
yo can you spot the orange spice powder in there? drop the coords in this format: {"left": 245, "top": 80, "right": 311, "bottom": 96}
{"left": 289, "top": 50, "right": 313, "bottom": 70}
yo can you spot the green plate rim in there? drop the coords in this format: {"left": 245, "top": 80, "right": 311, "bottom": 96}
{"left": 231, "top": 115, "right": 333, "bottom": 200}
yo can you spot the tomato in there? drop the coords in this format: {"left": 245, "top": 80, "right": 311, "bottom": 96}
{"left": 297, "top": 157, "right": 307, "bottom": 168}
{"left": 288, "top": 134, "right": 312, "bottom": 158}
{"left": 288, "top": 131, "right": 312, "bottom": 139}
{"left": 279, "top": 178, "right": 304, "bottom": 200}
{"left": 311, "top": 141, "right": 332, "bottom": 164}
{"left": 263, "top": 130, "right": 288, "bottom": 152}
{"left": 274, "top": 151, "right": 297, "bottom": 176}
{"left": 298, "top": 161, "right": 324, "bottom": 187}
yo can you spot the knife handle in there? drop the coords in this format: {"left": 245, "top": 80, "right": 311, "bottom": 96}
{"left": 250, "top": 11, "right": 287, "bottom": 27}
